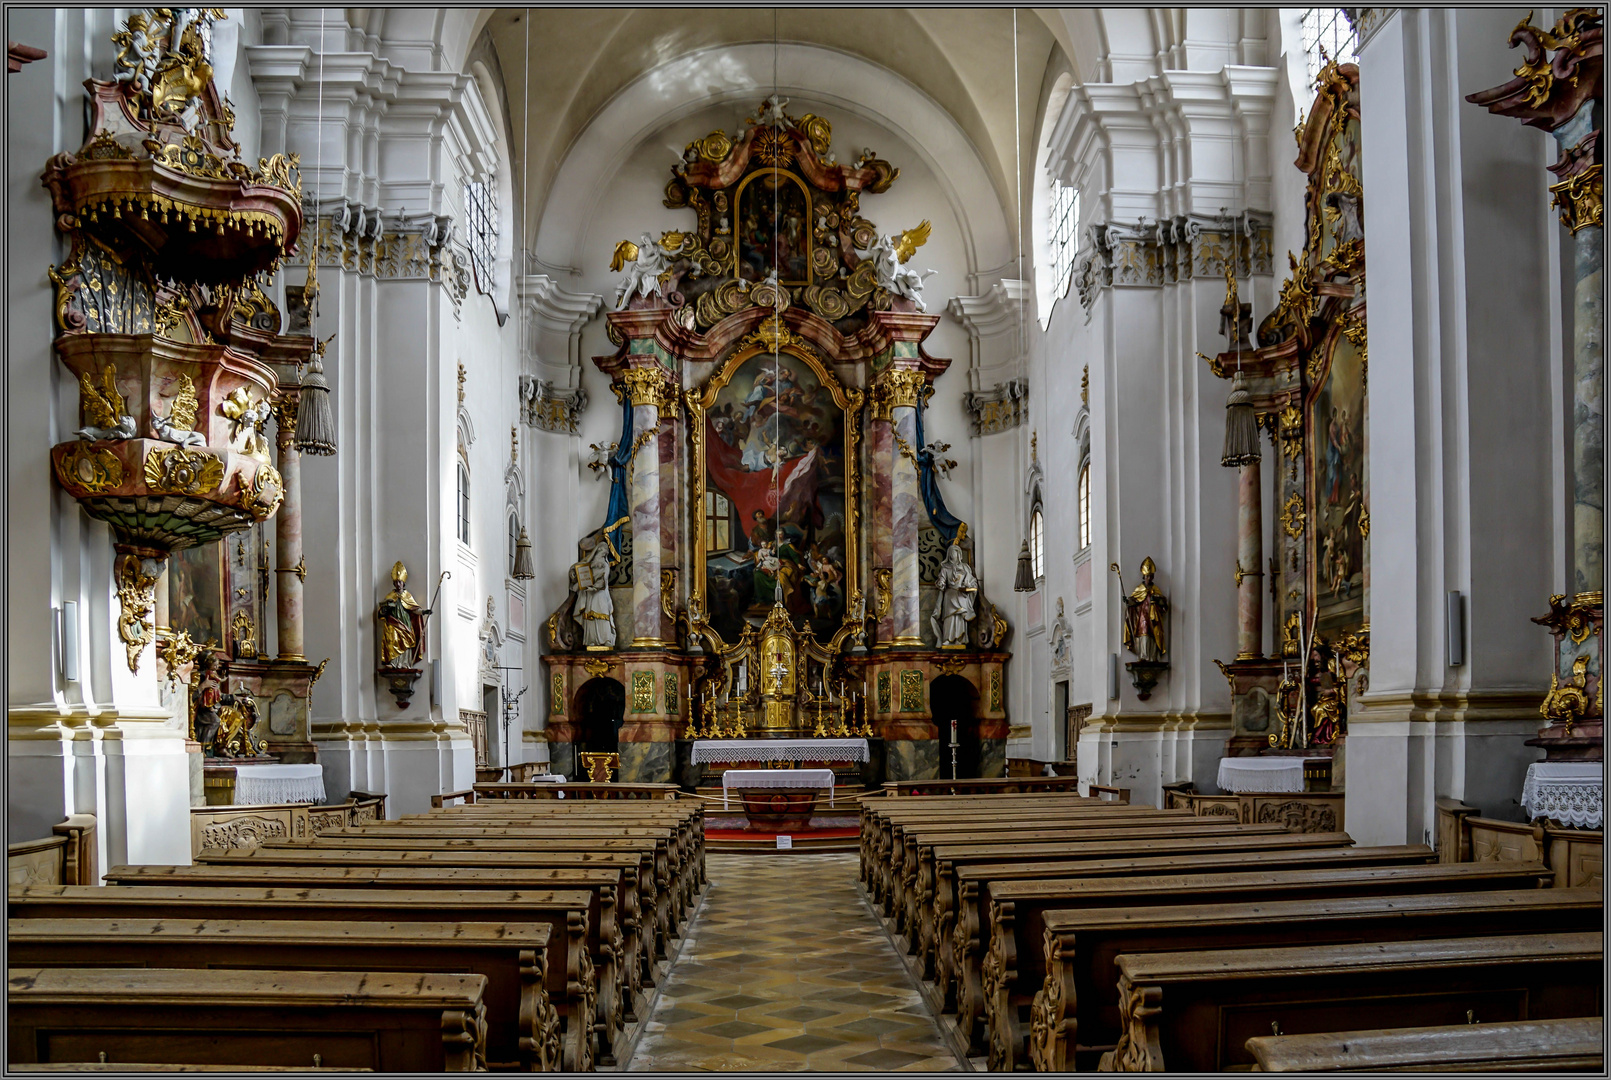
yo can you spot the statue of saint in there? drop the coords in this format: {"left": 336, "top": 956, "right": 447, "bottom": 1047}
{"left": 571, "top": 542, "right": 617, "bottom": 651}
{"left": 931, "top": 536, "right": 979, "bottom": 648}
{"left": 189, "top": 651, "right": 228, "bottom": 749}
{"left": 377, "top": 560, "right": 429, "bottom": 668}
{"left": 1117, "top": 556, "right": 1168, "bottom": 661}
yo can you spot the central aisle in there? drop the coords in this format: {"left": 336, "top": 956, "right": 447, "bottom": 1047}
{"left": 627, "top": 853, "right": 963, "bottom": 1071}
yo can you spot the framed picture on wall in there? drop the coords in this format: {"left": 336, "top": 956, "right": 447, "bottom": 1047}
{"left": 169, "top": 540, "right": 226, "bottom": 649}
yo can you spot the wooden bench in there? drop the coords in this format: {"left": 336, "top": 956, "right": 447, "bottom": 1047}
{"left": 263, "top": 833, "right": 673, "bottom": 973}
{"left": 8, "top": 967, "right": 490, "bottom": 1071}
{"left": 963, "top": 860, "right": 1553, "bottom": 1065}
{"left": 1022, "top": 889, "right": 1605, "bottom": 1072}
{"left": 908, "top": 825, "right": 1321, "bottom": 986}
{"left": 933, "top": 845, "right": 1437, "bottom": 1017}
{"left": 1098, "top": 933, "right": 1605, "bottom": 1072}
{"left": 9, "top": 918, "right": 560, "bottom": 1071}
{"left": 11, "top": 885, "right": 600, "bottom": 1073}
{"left": 889, "top": 817, "right": 1273, "bottom": 942}
{"left": 7, "top": 816, "right": 96, "bottom": 888}
{"left": 1243, "top": 1015, "right": 1605, "bottom": 1072}
{"left": 98, "top": 861, "right": 629, "bottom": 1065}
{"left": 871, "top": 806, "right": 1201, "bottom": 911}
{"left": 881, "top": 777, "right": 1089, "bottom": 796}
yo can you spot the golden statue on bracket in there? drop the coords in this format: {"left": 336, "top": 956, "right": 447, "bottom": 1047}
{"left": 377, "top": 560, "right": 429, "bottom": 669}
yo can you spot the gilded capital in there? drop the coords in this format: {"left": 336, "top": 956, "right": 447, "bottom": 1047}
{"left": 869, "top": 367, "right": 926, "bottom": 421}
{"left": 619, "top": 367, "right": 673, "bottom": 410}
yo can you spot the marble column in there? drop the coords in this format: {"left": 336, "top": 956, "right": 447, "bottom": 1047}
{"left": 1236, "top": 454, "right": 1263, "bottom": 659}
{"left": 1570, "top": 220, "right": 1603, "bottom": 597}
{"left": 623, "top": 367, "right": 666, "bottom": 648}
{"left": 873, "top": 366, "right": 926, "bottom": 647}
{"left": 890, "top": 403, "right": 922, "bottom": 645}
{"left": 273, "top": 394, "right": 305, "bottom": 661}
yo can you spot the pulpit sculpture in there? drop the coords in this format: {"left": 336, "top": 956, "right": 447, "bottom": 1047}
{"left": 570, "top": 542, "right": 617, "bottom": 651}
{"left": 932, "top": 533, "right": 979, "bottom": 649}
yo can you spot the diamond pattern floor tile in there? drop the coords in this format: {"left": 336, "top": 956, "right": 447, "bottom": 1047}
{"left": 626, "top": 853, "right": 963, "bottom": 1072}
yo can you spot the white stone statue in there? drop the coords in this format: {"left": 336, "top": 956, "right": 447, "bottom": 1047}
{"left": 610, "top": 232, "right": 671, "bottom": 309}
{"left": 570, "top": 541, "right": 617, "bottom": 650}
{"left": 931, "top": 536, "right": 979, "bottom": 648}
{"left": 1050, "top": 597, "right": 1072, "bottom": 671}
{"left": 861, "top": 220, "right": 937, "bottom": 311}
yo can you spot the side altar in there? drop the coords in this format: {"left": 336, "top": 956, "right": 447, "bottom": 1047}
{"left": 541, "top": 100, "right": 1011, "bottom": 786}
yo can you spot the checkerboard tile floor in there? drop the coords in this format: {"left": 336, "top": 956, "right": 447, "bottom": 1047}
{"left": 626, "top": 853, "right": 963, "bottom": 1071}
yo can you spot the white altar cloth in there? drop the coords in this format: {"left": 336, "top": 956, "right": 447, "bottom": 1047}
{"left": 234, "top": 763, "right": 326, "bottom": 805}
{"left": 1216, "top": 756, "right": 1308, "bottom": 794}
{"left": 1521, "top": 761, "right": 1604, "bottom": 829}
{"left": 692, "top": 738, "right": 868, "bottom": 765}
{"left": 721, "top": 768, "right": 838, "bottom": 809}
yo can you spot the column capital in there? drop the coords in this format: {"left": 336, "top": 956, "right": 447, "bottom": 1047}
{"left": 869, "top": 366, "right": 928, "bottom": 421}
{"left": 617, "top": 363, "right": 679, "bottom": 412}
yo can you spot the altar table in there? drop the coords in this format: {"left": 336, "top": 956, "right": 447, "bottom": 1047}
{"left": 1521, "top": 761, "right": 1604, "bottom": 829}
{"left": 233, "top": 763, "right": 326, "bottom": 806}
{"left": 691, "top": 738, "right": 868, "bottom": 765}
{"left": 1216, "top": 755, "right": 1312, "bottom": 794}
{"left": 721, "top": 768, "right": 839, "bottom": 809}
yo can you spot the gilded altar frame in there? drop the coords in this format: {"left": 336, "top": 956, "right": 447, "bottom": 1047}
{"left": 685, "top": 328, "right": 865, "bottom": 655}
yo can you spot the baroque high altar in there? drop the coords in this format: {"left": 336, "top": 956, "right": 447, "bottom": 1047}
{"left": 542, "top": 100, "right": 1012, "bottom": 785}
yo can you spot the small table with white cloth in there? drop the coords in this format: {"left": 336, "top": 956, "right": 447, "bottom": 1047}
{"left": 1521, "top": 761, "right": 1604, "bottom": 829}
{"left": 232, "top": 763, "right": 326, "bottom": 805}
{"left": 720, "top": 768, "right": 839, "bottom": 809}
{"left": 1215, "top": 755, "right": 1320, "bottom": 794}
{"left": 692, "top": 738, "right": 868, "bottom": 765}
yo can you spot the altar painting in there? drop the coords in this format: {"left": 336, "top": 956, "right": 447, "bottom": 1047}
{"left": 735, "top": 170, "right": 812, "bottom": 284}
{"left": 1310, "top": 331, "right": 1365, "bottom": 638}
{"left": 704, "top": 351, "right": 845, "bottom": 642}
{"left": 169, "top": 540, "right": 225, "bottom": 647}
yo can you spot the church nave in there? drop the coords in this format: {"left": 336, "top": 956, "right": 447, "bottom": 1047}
{"left": 628, "top": 853, "right": 962, "bottom": 1072}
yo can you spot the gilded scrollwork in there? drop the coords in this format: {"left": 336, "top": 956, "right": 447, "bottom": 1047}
{"left": 1281, "top": 492, "right": 1307, "bottom": 538}
{"left": 115, "top": 551, "right": 161, "bottom": 674}
{"left": 55, "top": 443, "right": 125, "bottom": 495}
{"left": 144, "top": 445, "right": 225, "bottom": 494}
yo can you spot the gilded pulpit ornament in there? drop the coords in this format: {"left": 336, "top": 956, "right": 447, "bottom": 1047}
{"left": 932, "top": 528, "right": 979, "bottom": 650}
{"left": 1113, "top": 557, "right": 1170, "bottom": 700}
{"left": 114, "top": 551, "right": 161, "bottom": 673}
{"left": 144, "top": 444, "right": 224, "bottom": 494}
{"left": 150, "top": 374, "right": 205, "bottom": 448}
{"left": 229, "top": 608, "right": 256, "bottom": 660}
{"left": 75, "top": 364, "right": 137, "bottom": 440}
{"left": 219, "top": 387, "right": 272, "bottom": 461}
{"left": 570, "top": 541, "right": 618, "bottom": 651}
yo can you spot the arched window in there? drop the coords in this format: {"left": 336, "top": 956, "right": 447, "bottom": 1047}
{"left": 1077, "top": 463, "right": 1091, "bottom": 550}
{"left": 1301, "top": 8, "right": 1358, "bottom": 85}
{"left": 508, "top": 512, "right": 521, "bottom": 575}
{"left": 1048, "top": 181, "right": 1080, "bottom": 301}
{"left": 464, "top": 177, "right": 498, "bottom": 295}
{"left": 1030, "top": 503, "right": 1045, "bottom": 582}
{"left": 457, "top": 461, "right": 472, "bottom": 544}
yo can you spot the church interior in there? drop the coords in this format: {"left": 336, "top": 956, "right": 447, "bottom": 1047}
{"left": 4, "top": 5, "right": 1605, "bottom": 1072}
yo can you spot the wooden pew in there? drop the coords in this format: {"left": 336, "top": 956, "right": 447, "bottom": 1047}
{"left": 417, "top": 804, "right": 705, "bottom": 898}
{"left": 930, "top": 828, "right": 1355, "bottom": 997}
{"left": 393, "top": 807, "right": 705, "bottom": 910}
{"left": 11, "top": 886, "right": 599, "bottom": 1073}
{"left": 872, "top": 806, "right": 1204, "bottom": 912}
{"left": 881, "top": 777, "right": 1088, "bottom": 796}
{"left": 9, "top": 918, "right": 560, "bottom": 1072}
{"left": 1243, "top": 1015, "right": 1605, "bottom": 1072}
{"left": 1022, "top": 889, "right": 1605, "bottom": 1072}
{"left": 261, "top": 833, "right": 672, "bottom": 974}
{"left": 1098, "top": 933, "right": 1605, "bottom": 1072}
{"left": 97, "top": 861, "right": 628, "bottom": 1065}
{"left": 859, "top": 795, "right": 1127, "bottom": 888}
{"left": 889, "top": 817, "right": 1275, "bottom": 940}
{"left": 966, "top": 860, "right": 1553, "bottom": 1065}
{"left": 934, "top": 843, "right": 1435, "bottom": 1013}
{"left": 8, "top": 967, "right": 490, "bottom": 1071}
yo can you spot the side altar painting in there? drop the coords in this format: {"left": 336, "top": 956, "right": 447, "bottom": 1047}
{"left": 703, "top": 350, "right": 846, "bottom": 642}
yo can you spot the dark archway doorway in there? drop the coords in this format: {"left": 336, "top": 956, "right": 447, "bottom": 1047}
{"left": 930, "top": 674, "right": 981, "bottom": 779}
{"left": 575, "top": 676, "right": 624, "bottom": 760}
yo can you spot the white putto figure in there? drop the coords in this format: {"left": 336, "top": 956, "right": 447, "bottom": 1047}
{"left": 931, "top": 536, "right": 979, "bottom": 648}
{"left": 570, "top": 541, "right": 617, "bottom": 651}
{"left": 610, "top": 232, "right": 672, "bottom": 309}
{"left": 861, "top": 220, "right": 936, "bottom": 310}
